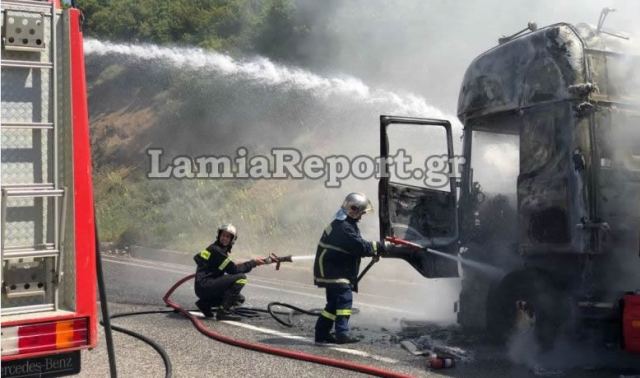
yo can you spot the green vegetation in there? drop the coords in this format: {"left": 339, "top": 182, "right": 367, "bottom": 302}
{"left": 77, "top": 0, "right": 308, "bottom": 60}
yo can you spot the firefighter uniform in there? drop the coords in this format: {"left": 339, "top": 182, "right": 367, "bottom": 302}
{"left": 313, "top": 215, "right": 378, "bottom": 341}
{"left": 194, "top": 241, "right": 257, "bottom": 313}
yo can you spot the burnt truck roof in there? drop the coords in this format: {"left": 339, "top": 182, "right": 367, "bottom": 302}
{"left": 457, "top": 22, "right": 640, "bottom": 122}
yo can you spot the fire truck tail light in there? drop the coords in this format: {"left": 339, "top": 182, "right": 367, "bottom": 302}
{"left": 1, "top": 318, "right": 89, "bottom": 357}
{"left": 18, "top": 322, "right": 56, "bottom": 354}
{"left": 56, "top": 319, "right": 88, "bottom": 349}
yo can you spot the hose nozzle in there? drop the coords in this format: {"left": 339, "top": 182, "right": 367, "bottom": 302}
{"left": 264, "top": 253, "right": 293, "bottom": 270}
{"left": 275, "top": 255, "right": 292, "bottom": 270}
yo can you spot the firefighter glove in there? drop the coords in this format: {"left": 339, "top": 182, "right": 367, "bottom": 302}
{"left": 263, "top": 253, "right": 280, "bottom": 265}
{"left": 376, "top": 240, "right": 393, "bottom": 257}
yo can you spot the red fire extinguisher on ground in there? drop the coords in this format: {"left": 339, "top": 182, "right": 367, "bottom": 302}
{"left": 427, "top": 353, "right": 455, "bottom": 369}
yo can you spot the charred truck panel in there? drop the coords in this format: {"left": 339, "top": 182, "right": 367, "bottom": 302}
{"left": 456, "top": 23, "right": 640, "bottom": 343}
{"left": 458, "top": 24, "right": 640, "bottom": 340}
{"left": 379, "top": 21, "right": 640, "bottom": 349}
{"left": 458, "top": 24, "right": 589, "bottom": 259}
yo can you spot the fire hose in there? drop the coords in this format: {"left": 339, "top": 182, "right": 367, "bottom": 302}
{"left": 162, "top": 273, "right": 414, "bottom": 378}
{"left": 96, "top": 235, "right": 417, "bottom": 378}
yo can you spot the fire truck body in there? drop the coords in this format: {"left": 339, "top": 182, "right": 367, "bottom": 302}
{"left": 1, "top": 0, "right": 97, "bottom": 375}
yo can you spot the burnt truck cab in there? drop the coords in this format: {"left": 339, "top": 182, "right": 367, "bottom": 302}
{"left": 379, "top": 22, "right": 640, "bottom": 347}
{"left": 456, "top": 21, "right": 640, "bottom": 341}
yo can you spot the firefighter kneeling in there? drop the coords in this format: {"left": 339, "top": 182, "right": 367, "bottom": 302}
{"left": 194, "top": 223, "right": 277, "bottom": 321}
{"left": 313, "top": 192, "right": 391, "bottom": 344}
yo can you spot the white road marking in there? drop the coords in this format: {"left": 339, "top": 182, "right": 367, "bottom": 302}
{"left": 221, "top": 320, "right": 399, "bottom": 364}
{"left": 190, "top": 310, "right": 398, "bottom": 363}
{"left": 103, "top": 257, "right": 425, "bottom": 316}
{"left": 108, "top": 255, "right": 424, "bottom": 298}
{"left": 103, "top": 257, "right": 192, "bottom": 274}
{"left": 119, "top": 255, "right": 321, "bottom": 288}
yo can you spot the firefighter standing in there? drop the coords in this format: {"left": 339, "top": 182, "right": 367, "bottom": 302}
{"left": 194, "top": 224, "right": 275, "bottom": 321}
{"left": 313, "top": 193, "right": 382, "bottom": 344}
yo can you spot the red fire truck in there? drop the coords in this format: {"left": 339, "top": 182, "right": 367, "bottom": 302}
{"left": 1, "top": 0, "right": 97, "bottom": 376}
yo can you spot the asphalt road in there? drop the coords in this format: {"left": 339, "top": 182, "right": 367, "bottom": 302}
{"left": 77, "top": 254, "right": 640, "bottom": 378}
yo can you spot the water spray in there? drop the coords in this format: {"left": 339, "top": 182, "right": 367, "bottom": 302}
{"left": 270, "top": 235, "right": 505, "bottom": 280}
{"left": 385, "top": 235, "right": 505, "bottom": 280}
{"left": 264, "top": 254, "right": 313, "bottom": 270}
{"left": 290, "top": 255, "right": 315, "bottom": 262}
{"left": 83, "top": 39, "right": 453, "bottom": 119}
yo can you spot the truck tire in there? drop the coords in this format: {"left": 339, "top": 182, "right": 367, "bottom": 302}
{"left": 486, "top": 269, "right": 570, "bottom": 349}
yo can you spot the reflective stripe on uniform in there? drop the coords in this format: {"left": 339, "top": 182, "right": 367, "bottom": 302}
{"left": 314, "top": 277, "right": 351, "bottom": 285}
{"left": 317, "top": 241, "right": 351, "bottom": 255}
{"left": 199, "top": 250, "right": 211, "bottom": 260}
{"left": 318, "top": 249, "right": 327, "bottom": 277}
{"left": 235, "top": 278, "right": 247, "bottom": 285}
{"left": 371, "top": 241, "right": 377, "bottom": 253}
{"left": 218, "top": 257, "right": 231, "bottom": 271}
{"left": 321, "top": 310, "right": 336, "bottom": 321}
{"left": 336, "top": 309, "right": 352, "bottom": 316}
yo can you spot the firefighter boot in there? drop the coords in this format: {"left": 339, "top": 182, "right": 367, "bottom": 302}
{"left": 195, "top": 300, "right": 214, "bottom": 318}
{"left": 315, "top": 311, "right": 337, "bottom": 344}
{"left": 232, "top": 294, "right": 245, "bottom": 307}
{"left": 216, "top": 308, "right": 242, "bottom": 321}
{"left": 335, "top": 334, "right": 360, "bottom": 344}
{"left": 314, "top": 333, "right": 338, "bottom": 345}
{"left": 217, "top": 294, "right": 242, "bottom": 321}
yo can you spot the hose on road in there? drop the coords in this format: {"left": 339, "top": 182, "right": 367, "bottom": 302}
{"left": 235, "top": 302, "right": 321, "bottom": 327}
{"left": 163, "top": 273, "right": 414, "bottom": 378}
{"left": 100, "top": 311, "right": 175, "bottom": 378}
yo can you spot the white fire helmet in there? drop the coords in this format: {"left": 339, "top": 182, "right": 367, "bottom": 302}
{"left": 217, "top": 223, "right": 238, "bottom": 245}
{"left": 341, "top": 192, "right": 374, "bottom": 219}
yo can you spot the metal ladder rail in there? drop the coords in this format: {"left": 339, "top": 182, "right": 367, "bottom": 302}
{"left": 1, "top": 188, "right": 64, "bottom": 258}
{"left": 0, "top": 1, "right": 65, "bottom": 313}
{"left": 0, "top": 189, "right": 64, "bottom": 316}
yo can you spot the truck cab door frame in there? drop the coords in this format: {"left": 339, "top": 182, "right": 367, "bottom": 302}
{"left": 378, "top": 115, "right": 459, "bottom": 278}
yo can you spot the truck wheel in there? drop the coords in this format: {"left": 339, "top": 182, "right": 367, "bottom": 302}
{"left": 486, "top": 270, "right": 569, "bottom": 349}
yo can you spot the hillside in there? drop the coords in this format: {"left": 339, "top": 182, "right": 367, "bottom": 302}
{"left": 85, "top": 55, "right": 378, "bottom": 257}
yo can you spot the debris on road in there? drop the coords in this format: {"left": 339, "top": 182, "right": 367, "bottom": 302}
{"left": 398, "top": 320, "right": 474, "bottom": 365}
